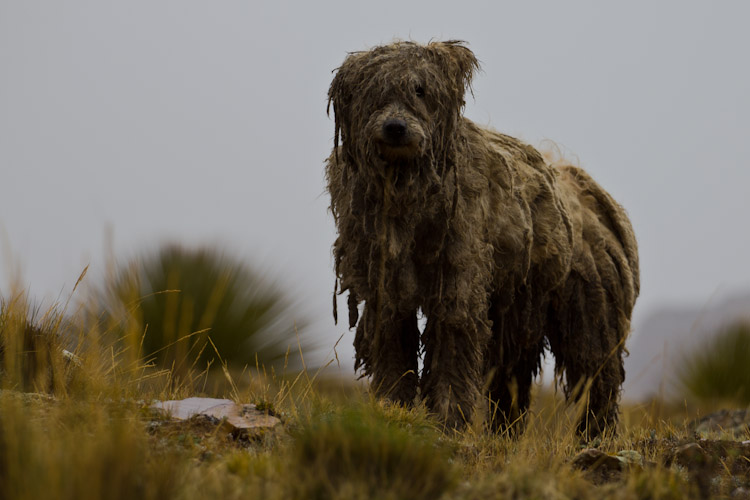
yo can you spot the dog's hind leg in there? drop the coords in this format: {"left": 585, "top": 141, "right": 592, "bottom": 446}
{"left": 484, "top": 340, "right": 544, "bottom": 436}
{"left": 549, "top": 165, "right": 638, "bottom": 439}
{"left": 547, "top": 265, "right": 626, "bottom": 440}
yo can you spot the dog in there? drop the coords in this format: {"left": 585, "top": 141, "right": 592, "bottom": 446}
{"left": 326, "top": 40, "right": 639, "bottom": 437}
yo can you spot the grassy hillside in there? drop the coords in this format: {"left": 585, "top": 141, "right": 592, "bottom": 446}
{"left": 0, "top": 285, "right": 745, "bottom": 499}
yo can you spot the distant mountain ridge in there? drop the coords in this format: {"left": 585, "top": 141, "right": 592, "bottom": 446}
{"left": 623, "top": 291, "right": 750, "bottom": 402}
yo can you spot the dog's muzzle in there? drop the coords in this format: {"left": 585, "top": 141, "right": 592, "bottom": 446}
{"left": 375, "top": 117, "right": 423, "bottom": 161}
{"left": 382, "top": 118, "right": 409, "bottom": 146}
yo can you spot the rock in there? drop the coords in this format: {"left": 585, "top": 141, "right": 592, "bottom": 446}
{"left": 661, "top": 438, "right": 750, "bottom": 498}
{"left": 571, "top": 448, "right": 624, "bottom": 483}
{"left": 61, "top": 349, "right": 82, "bottom": 367}
{"left": 666, "top": 442, "right": 713, "bottom": 498}
{"left": 616, "top": 449, "right": 644, "bottom": 466}
{"left": 694, "top": 409, "right": 750, "bottom": 440}
{"left": 152, "top": 397, "right": 231, "bottom": 419}
{"left": 0, "top": 389, "right": 55, "bottom": 404}
{"left": 151, "top": 397, "right": 281, "bottom": 437}
{"left": 669, "top": 442, "right": 710, "bottom": 469}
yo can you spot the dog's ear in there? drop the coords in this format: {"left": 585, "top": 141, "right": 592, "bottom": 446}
{"left": 327, "top": 57, "right": 350, "bottom": 118}
{"left": 327, "top": 51, "right": 370, "bottom": 117}
{"left": 327, "top": 51, "right": 369, "bottom": 151}
{"left": 426, "top": 40, "right": 480, "bottom": 100}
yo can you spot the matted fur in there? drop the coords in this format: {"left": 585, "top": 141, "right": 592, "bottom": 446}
{"left": 326, "top": 40, "right": 639, "bottom": 437}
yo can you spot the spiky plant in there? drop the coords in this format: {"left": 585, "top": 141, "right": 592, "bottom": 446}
{"left": 0, "top": 294, "right": 70, "bottom": 393}
{"left": 96, "top": 244, "right": 305, "bottom": 376}
{"left": 677, "top": 322, "right": 750, "bottom": 405}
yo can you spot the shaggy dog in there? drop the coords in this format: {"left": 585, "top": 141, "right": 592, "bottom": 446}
{"left": 326, "top": 41, "right": 639, "bottom": 437}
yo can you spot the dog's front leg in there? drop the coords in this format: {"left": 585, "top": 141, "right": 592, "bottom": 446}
{"left": 421, "top": 288, "right": 492, "bottom": 429}
{"left": 357, "top": 305, "right": 420, "bottom": 405}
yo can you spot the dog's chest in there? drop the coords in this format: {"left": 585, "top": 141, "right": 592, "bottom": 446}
{"left": 412, "top": 218, "right": 447, "bottom": 263}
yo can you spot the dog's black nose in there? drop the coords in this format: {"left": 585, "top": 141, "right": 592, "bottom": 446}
{"left": 382, "top": 119, "right": 408, "bottom": 143}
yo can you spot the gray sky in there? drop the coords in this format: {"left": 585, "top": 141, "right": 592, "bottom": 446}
{"left": 2, "top": 2, "right": 749, "bottom": 391}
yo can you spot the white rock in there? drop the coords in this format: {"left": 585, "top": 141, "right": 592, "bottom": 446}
{"left": 151, "top": 397, "right": 281, "bottom": 433}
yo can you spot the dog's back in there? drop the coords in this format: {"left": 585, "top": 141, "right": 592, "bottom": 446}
{"left": 456, "top": 118, "right": 640, "bottom": 435}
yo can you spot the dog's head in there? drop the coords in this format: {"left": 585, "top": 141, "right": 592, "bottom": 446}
{"left": 328, "top": 41, "right": 479, "bottom": 165}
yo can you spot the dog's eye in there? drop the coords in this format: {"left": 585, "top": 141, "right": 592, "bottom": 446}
{"left": 415, "top": 86, "right": 425, "bottom": 98}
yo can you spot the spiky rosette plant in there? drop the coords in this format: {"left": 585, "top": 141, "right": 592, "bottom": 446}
{"left": 97, "top": 244, "right": 305, "bottom": 375}
{"left": 677, "top": 322, "right": 750, "bottom": 405}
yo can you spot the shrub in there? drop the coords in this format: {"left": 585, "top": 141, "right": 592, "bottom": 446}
{"left": 677, "top": 322, "right": 750, "bottom": 404}
{"left": 95, "top": 244, "right": 306, "bottom": 375}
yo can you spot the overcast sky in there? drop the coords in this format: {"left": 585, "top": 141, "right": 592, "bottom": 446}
{"left": 2, "top": 2, "right": 749, "bottom": 390}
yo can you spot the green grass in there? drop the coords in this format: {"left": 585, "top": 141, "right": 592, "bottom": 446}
{"left": 678, "top": 322, "right": 750, "bottom": 406}
{"left": 0, "top": 281, "right": 742, "bottom": 499}
{"left": 289, "top": 402, "right": 457, "bottom": 500}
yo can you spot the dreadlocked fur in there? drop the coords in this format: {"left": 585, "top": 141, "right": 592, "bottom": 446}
{"left": 326, "top": 40, "right": 639, "bottom": 438}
